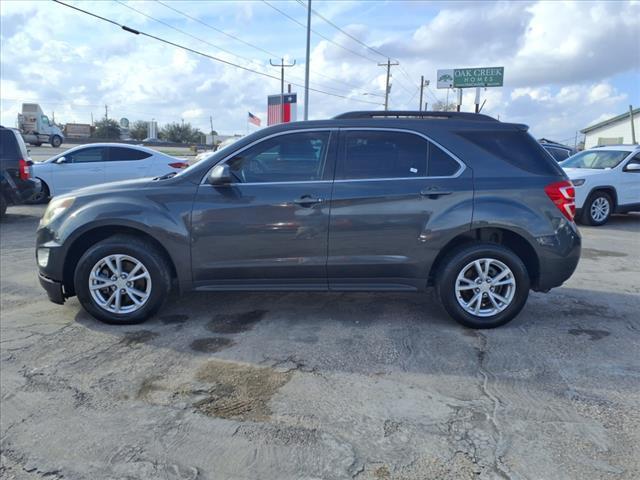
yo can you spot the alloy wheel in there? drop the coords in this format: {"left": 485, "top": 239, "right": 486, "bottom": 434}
{"left": 455, "top": 258, "right": 516, "bottom": 318}
{"left": 590, "top": 197, "right": 610, "bottom": 223}
{"left": 89, "top": 254, "right": 152, "bottom": 314}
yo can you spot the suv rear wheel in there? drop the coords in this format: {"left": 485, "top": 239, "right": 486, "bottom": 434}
{"left": 436, "top": 243, "right": 530, "bottom": 329}
{"left": 74, "top": 235, "right": 171, "bottom": 324}
{"left": 581, "top": 191, "right": 612, "bottom": 226}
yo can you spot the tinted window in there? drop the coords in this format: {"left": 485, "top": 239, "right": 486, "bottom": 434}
{"left": 0, "top": 129, "right": 19, "bottom": 161}
{"left": 228, "top": 131, "right": 330, "bottom": 183}
{"left": 67, "top": 147, "right": 107, "bottom": 163}
{"left": 460, "top": 130, "right": 563, "bottom": 175}
{"left": 109, "top": 147, "right": 152, "bottom": 161}
{"left": 340, "top": 131, "right": 428, "bottom": 179}
{"left": 429, "top": 143, "right": 460, "bottom": 176}
{"left": 545, "top": 146, "right": 570, "bottom": 161}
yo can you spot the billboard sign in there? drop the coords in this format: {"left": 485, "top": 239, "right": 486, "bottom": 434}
{"left": 437, "top": 67, "right": 504, "bottom": 88}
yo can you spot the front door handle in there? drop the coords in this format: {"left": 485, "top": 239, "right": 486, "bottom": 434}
{"left": 293, "top": 195, "right": 324, "bottom": 207}
{"left": 420, "top": 187, "right": 452, "bottom": 199}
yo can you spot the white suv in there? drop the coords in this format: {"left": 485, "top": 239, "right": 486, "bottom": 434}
{"left": 561, "top": 145, "right": 640, "bottom": 226}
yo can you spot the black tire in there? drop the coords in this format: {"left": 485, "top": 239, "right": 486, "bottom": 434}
{"left": 436, "top": 243, "right": 530, "bottom": 329}
{"left": 580, "top": 191, "right": 612, "bottom": 226}
{"left": 33, "top": 142, "right": 42, "bottom": 147}
{"left": 50, "top": 135, "right": 62, "bottom": 148}
{"left": 27, "top": 180, "right": 50, "bottom": 204}
{"left": 0, "top": 194, "right": 7, "bottom": 218}
{"left": 74, "top": 235, "right": 172, "bottom": 324}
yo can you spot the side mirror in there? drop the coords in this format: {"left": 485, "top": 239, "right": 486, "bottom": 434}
{"left": 55, "top": 156, "right": 68, "bottom": 164}
{"left": 207, "top": 163, "right": 233, "bottom": 185}
{"left": 624, "top": 162, "right": 640, "bottom": 172}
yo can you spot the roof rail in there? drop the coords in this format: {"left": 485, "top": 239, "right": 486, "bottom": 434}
{"left": 333, "top": 110, "right": 499, "bottom": 122}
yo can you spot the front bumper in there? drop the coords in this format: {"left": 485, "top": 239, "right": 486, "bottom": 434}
{"left": 38, "top": 272, "right": 65, "bottom": 304}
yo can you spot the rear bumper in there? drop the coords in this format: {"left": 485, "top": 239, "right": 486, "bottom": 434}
{"left": 38, "top": 272, "right": 65, "bottom": 304}
{"left": 533, "top": 223, "right": 581, "bottom": 291}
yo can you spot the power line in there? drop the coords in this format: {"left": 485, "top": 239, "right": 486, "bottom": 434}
{"left": 52, "top": 0, "right": 383, "bottom": 106}
{"left": 155, "top": 0, "right": 279, "bottom": 58}
{"left": 261, "top": 0, "right": 379, "bottom": 64}
{"left": 120, "top": 0, "right": 382, "bottom": 99}
{"left": 159, "top": 0, "right": 383, "bottom": 96}
{"left": 297, "top": 0, "right": 388, "bottom": 59}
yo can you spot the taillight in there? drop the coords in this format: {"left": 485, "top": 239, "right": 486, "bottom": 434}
{"left": 168, "top": 162, "right": 189, "bottom": 169}
{"left": 18, "top": 158, "right": 30, "bottom": 180}
{"left": 545, "top": 180, "right": 575, "bottom": 222}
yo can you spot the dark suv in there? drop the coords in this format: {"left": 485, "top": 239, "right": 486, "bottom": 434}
{"left": 1, "top": 126, "right": 40, "bottom": 217}
{"left": 36, "top": 112, "right": 581, "bottom": 328}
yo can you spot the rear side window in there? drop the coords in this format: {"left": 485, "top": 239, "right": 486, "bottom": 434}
{"left": 545, "top": 146, "right": 570, "bottom": 162}
{"left": 339, "top": 131, "right": 428, "bottom": 179}
{"left": 429, "top": 143, "right": 460, "bottom": 176}
{"left": 460, "top": 130, "right": 563, "bottom": 175}
{"left": 0, "top": 129, "right": 19, "bottom": 161}
{"left": 67, "top": 147, "right": 107, "bottom": 163}
{"left": 108, "top": 147, "right": 152, "bottom": 161}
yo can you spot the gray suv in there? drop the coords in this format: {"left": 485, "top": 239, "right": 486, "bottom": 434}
{"left": 36, "top": 111, "right": 581, "bottom": 328}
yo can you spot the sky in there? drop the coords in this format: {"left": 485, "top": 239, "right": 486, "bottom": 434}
{"left": 1, "top": 0, "right": 639, "bottom": 144}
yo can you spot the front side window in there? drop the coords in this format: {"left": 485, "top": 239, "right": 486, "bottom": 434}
{"left": 67, "top": 147, "right": 107, "bottom": 163}
{"left": 339, "top": 131, "right": 428, "bottom": 179}
{"left": 561, "top": 150, "right": 629, "bottom": 169}
{"left": 227, "top": 131, "right": 330, "bottom": 183}
{"left": 108, "top": 147, "right": 152, "bottom": 161}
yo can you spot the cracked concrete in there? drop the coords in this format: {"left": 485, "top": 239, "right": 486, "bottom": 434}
{"left": 1, "top": 206, "right": 639, "bottom": 479}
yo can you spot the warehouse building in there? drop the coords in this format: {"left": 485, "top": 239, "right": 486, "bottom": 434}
{"left": 581, "top": 107, "right": 639, "bottom": 148}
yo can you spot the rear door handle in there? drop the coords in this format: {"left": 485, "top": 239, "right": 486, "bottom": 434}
{"left": 293, "top": 195, "right": 324, "bottom": 207}
{"left": 420, "top": 187, "right": 452, "bottom": 199}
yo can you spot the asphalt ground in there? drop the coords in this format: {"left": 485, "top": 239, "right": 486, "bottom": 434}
{"left": 1, "top": 205, "right": 639, "bottom": 479}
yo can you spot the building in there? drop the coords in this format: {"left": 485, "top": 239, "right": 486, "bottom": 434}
{"left": 581, "top": 107, "right": 639, "bottom": 148}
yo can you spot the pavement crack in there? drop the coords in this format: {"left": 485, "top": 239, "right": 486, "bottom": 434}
{"left": 473, "top": 331, "right": 512, "bottom": 480}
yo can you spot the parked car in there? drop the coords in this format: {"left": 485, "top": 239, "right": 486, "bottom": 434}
{"left": 36, "top": 111, "right": 581, "bottom": 329}
{"left": 31, "top": 143, "right": 188, "bottom": 201}
{"left": 539, "top": 140, "right": 576, "bottom": 162}
{"left": 0, "top": 126, "right": 41, "bottom": 217}
{"left": 561, "top": 145, "right": 640, "bottom": 225}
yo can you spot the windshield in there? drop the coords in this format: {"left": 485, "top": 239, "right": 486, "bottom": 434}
{"left": 561, "top": 150, "right": 629, "bottom": 169}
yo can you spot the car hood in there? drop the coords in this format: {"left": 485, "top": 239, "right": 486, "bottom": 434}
{"left": 66, "top": 177, "right": 156, "bottom": 197}
{"left": 562, "top": 167, "right": 611, "bottom": 179}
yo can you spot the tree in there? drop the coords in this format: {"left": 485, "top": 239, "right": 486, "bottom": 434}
{"left": 129, "top": 120, "right": 148, "bottom": 140}
{"left": 160, "top": 122, "right": 204, "bottom": 143}
{"left": 93, "top": 118, "right": 121, "bottom": 139}
{"left": 431, "top": 101, "right": 458, "bottom": 112}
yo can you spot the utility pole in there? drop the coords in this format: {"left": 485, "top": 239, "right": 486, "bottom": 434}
{"left": 270, "top": 58, "right": 296, "bottom": 123}
{"left": 378, "top": 58, "right": 399, "bottom": 111}
{"left": 209, "top": 116, "right": 214, "bottom": 135}
{"left": 104, "top": 105, "right": 108, "bottom": 120}
{"left": 303, "top": 0, "right": 311, "bottom": 121}
{"left": 418, "top": 77, "right": 430, "bottom": 111}
{"left": 630, "top": 105, "right": 637, "bottom": 144}
{"left": 424, "top": 102, "right": 428, "bottom": 111}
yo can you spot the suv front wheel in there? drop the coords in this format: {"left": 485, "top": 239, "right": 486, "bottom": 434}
{"left": 74, "top": 235, "right": 171, "bottom": 324}
{"left": 437, "top": 243, "right": 530, "bottom": 329}
{"left": 581, "top": 191, "right": 612, "bottom": 226}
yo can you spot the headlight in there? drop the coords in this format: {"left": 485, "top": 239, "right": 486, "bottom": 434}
{"left": 40, "top": 196, "right": 75, "bottom": 227}
{"left": 571, "top": 179, "right": 585, "bottom": 187}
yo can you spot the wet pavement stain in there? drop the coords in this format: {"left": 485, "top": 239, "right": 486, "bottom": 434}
{"left": 192, "top": 360, "right": 292, "bottom": 421}
{"left": 136, "top": 375, "right": 164, "bottom": 400}
{"left": 581, "top": 248, "right": 627, "bottom": 260}
{"left": 190, "top": 337, "right": 234, "bottom": 353}
{"left": 568, "top": 328, "right": 611, "bottom": 341}
{"left": 160, "top": 314, "right": 189, "bottom": 324}
{"left": 207, "top": 310, "right": 268, "bottom": 334}
{"left": 120, "top": 330, "right": 159, "bottom": 346}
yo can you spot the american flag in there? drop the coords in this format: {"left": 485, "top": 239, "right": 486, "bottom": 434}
{"left": 248, "top": 112, "right": 261, "bottom": 126}
{"left": 267, "top": 93, "right": 297, "bottom": 125}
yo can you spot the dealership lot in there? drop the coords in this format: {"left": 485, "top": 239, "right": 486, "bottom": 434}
{"left": 1, "top": 206, "right": 638, "bottom": 479}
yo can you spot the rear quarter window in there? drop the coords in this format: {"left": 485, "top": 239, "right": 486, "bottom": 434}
{"left": 0, "top": 129, "right": 20, "bottom": 162}
{"left": 460, "top": 130, "right": 563, "bottom": 175}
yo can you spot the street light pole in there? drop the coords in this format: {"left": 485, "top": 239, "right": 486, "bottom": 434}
{"left": 304, "top": 0, "right": 311, "bottom": 121}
